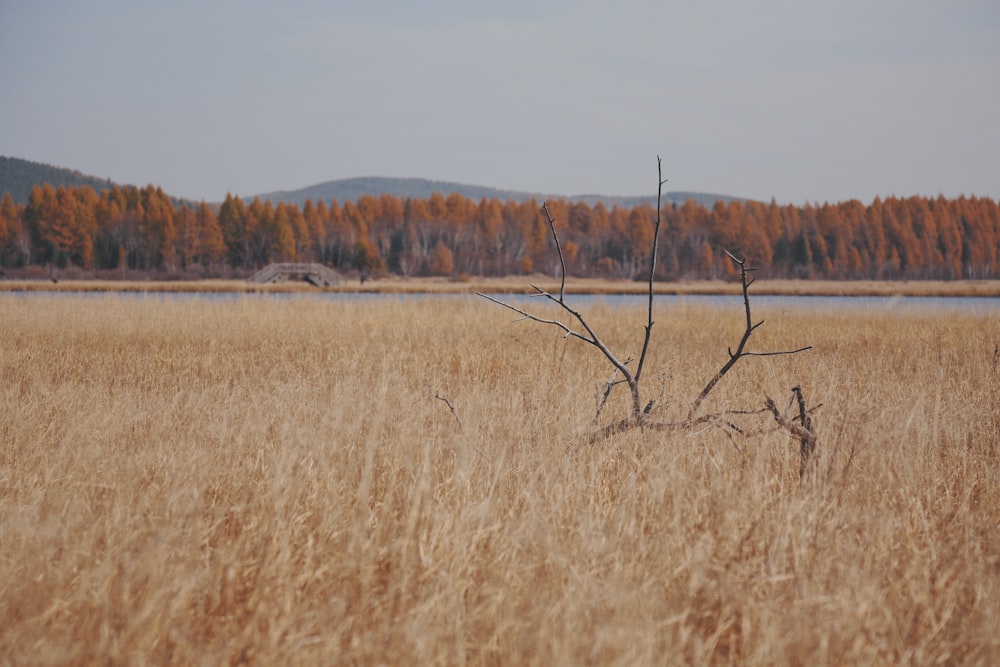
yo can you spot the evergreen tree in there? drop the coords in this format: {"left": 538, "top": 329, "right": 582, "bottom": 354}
{"left": 218, "top": 194, "right": 247, "bottom": 267}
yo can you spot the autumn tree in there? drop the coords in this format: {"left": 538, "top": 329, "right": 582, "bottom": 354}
{"left": 49, "top": 186, "right": 79, "bottom": 267}
{"left": 930, "top": 196, "right": 962, "bottom": 278}
{"left": 218, "top": 194, "right": 248, "bottom": 267}
{"left": 93, "top": 187, "right": 129, "bottom": 270}
{"left": 862, "top": 197, "right": 889, "bottom": 278}
{"left": 494, "top": 200, "right": 528, "bottom": 275}
{"left": 22, "top": 184, "right": 58, "bottom": 264}
{"left": 675, "top": 198, "right": 712, "bottom": 277}
{"left": 196, "top": 202, "right": 225, "bottom": 267}
{"left": 174, "top": 203, "right": 224, "bottom": 270}
{"left": 243, "top": 198, "right": 275, "bottom": 267}
{"left": 323, "top": 198, "right": 356, "bottom": 269}
{"left": 624, "top": 205, "right": 655, "bottom": 277}
{"left": 428, "top": 239, "right": 454, "bottom": 276}
{"left": 958, "top": 196, "right": 998, "bottom": 278}
{"left": 0, "top": 194, "right": 8, "bottom": 253}
{"left": 343, "top": 201, "right": 382, "bottom": 272}
{"left": 0, "top": 192, "right": 23, "bottom": 265}
{"left": 272, "top": 203, "right": 297, "bottom": 262}
{"left": 426, "top": 192, "right": 447, "bottom": 223}
{"left": 173, "top": 206, "right": 198, "bottom": 269}
{"left": 397, "top": 198, "right": 429, "bottom": 275}
{"left": 476, "top": 197, "right": 505, "bottom": 276}
{"left": 374, "top": 193, "right": 405, "bottom": 271}
{"left": 138, "top": 185, "right": 176, "bottom": 270}
{"left": 283, "top": 201, "right": 310, "bottom": 261}
{"left": 5, "top": 181, "right": 999, "bottom": 281}
{"left": 302, "top": 199, "right": 325, "bottom": 262}
{"left": 584, "top": 201, "right": 613, "bottom": 274}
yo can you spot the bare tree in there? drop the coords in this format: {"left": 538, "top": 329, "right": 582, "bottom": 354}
{"left": 478, "top": 157, "right": 818, "bottom": 459}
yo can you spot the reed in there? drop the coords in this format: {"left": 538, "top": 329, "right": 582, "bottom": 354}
{"left": 1, "top": 295, "right": 998, "bottom": 665}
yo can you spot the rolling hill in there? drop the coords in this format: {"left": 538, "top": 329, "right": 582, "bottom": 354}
{"left": 250, "top": 176, "right": 745, "bottom": 209}
{"left": 0, "top": 156, "right": 117, "bottom": 204}
{"left": 1, "top": 156, "right": 745, "bottom": 208}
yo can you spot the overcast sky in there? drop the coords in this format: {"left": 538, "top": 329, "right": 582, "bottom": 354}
{"left": 2, "top": 0, "right": 998, "bottom": 205}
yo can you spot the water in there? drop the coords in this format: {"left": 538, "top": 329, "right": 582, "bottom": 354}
{"left": 538, "top": 293, "right": 1000, "bottom": 315}
{"left": 3, "top": 289, "right": 998, "bottom": 314}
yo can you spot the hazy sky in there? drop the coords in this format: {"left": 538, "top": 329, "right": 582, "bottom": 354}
{"left": 2, "top": 0, "right": 998, "bottom": 204}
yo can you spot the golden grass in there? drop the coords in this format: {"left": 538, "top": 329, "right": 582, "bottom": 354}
{"left": 2, "top": 294, "right": 998, "bottom": 665}
{"left": 2, "top": 275, "right": 1000, "bottom": 297}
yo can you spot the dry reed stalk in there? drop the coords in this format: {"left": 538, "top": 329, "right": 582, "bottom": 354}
{"left": 1, "top": 296, "right": 998, "bottom": 665}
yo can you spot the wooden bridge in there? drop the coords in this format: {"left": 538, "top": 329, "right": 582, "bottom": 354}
{"left": 248, "top": 263, "right": 343, "bottom": 287}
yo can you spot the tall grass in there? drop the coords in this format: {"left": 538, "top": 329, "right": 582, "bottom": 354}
{"left": 1, "top": 295, "right": 998, "bottom": 665}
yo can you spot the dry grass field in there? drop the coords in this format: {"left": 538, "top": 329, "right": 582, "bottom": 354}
{"left": 1, "top": 293, "right": 998, "bottom": 665}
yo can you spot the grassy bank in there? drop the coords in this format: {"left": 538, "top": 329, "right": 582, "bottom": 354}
{"left": 2, "top": 275, "right": 1000, "bottom": 297}
{"left": 2, "top": 296, "right": 998, "bottom": 664}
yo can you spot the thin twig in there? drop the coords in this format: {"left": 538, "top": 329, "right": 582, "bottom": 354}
{"left": 595, "top": 369, "right": 627, "bottom": 424}
{"left": 542, "top": 203, "right": 567, "bottom": 303}
{"left": 686, "top": 251, "right": 811, "bottom": 421}
{"left": 476, "top": 292, "right": 590, "bottom": 343}
{"left": 429, "top": 388, "right": 463, "bottom": 429}
{"left": 763, "top": 394, "right": 813, "bottom": 442}
{"left": 763, "top": 388, "right": 819, "bottom": 478}
{"left": 479, "top": 158, "right": 680, "bottom": 423}
{"left": 792, "top": 385, "right": 816, "bottom": 476}
{"left": 635, "top": 156, "right": 667, "bottom": 385}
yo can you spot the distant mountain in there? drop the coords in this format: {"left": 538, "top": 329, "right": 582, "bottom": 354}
{"left": 1, "top": 156, "right": 745, "bottom": 210}
{"left": 249, "top": 177, "right": 537, "bottom": 207}
{"left": 0, "top": 156, "right": 116, "bottom": 204}
{"left": 0, "top": 156, "right": 201, "bottom": 208}
{"left": 249, "top": 176, "right": 745, "bottom": 209}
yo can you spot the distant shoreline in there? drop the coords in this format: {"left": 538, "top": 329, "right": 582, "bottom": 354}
{"left": 2, "top": 277, "right": 998, "bottom": 298}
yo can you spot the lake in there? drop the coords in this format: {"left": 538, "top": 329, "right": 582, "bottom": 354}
{"left": 3, "top": 290, "right": 999, "bottom": 314}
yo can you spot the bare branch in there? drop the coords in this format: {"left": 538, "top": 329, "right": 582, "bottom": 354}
{"left": 429, "top": 388, "right": 463, "bottom": 429}
{"left": 476, "top": 291, "right": 591, "bottom": 344}
{"left": 478, "top": 188, "right": 651, "bottom": 416}
{"left": 763, "top": 395, "right": 812, "bottom": 442}
{"left": 595, "top": 369, "right": 627, "bottom": 424}
{"left": 741, "top": 348, "right": 814, "bottom": 357}
{"left": 686, "top": 251, "right": 811, "bottom": 421}
{"left": 542, "top": 203, "right": 567, "bottom": 303}
{"left": 480, "top": 159, "right": 813, "bottom": 448}
{"left": 530, "top": 286, "right": 639, "bottom": 385}
{"left": 764, "top": 387, "right": 819, "bottom": 478}
{"left": 476, "top": 284, "right": 641, "bottom": 417}
{"left": 587, "top": 405, "right": 770, "bottom": 444}
{"left": 635, "top": 156, "right": 666, "bottom": 385}
{"left": 792, "top": 385, "right": 816, "bottom": 476}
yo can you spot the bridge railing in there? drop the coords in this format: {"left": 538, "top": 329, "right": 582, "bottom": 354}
{"left": 248, "top": 263, "right": 343, "bottom": 286}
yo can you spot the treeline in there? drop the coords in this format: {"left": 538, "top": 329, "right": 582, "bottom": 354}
{"left": 1, "top": 183, "right": 998, "bottom": 280}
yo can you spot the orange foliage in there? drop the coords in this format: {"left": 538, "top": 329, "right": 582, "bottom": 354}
{"left": 3, "top": 184, "right": 998, "bottom": 280}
